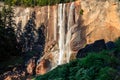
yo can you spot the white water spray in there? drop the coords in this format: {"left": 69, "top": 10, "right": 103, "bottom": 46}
{"left": 58, "top": 4, "right": 64, "bottom": 65}
{"left": 66, "top": 2, "right": 75, "bottom": 63}
{"left": 58, "top": 2, "right": 75, "bottom": 65}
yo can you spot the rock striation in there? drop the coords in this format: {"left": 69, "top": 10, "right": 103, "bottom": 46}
{"left": 13, "top": 0, "right": 120, "bottom": 75}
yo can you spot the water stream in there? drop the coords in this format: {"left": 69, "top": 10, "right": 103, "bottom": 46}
{"left": 58, "top": 2, "right": 75, "bottom": 65}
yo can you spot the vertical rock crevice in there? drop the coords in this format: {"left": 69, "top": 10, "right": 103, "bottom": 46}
{"left": 13, "top": 0, "right": 120, "bottom": 75}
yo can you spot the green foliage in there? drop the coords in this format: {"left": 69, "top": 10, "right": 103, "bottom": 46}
{"left": 21, "top": 12, "right": 36, "bottom": 52}
{"left": 96, "top": 67, "right": 117, "bottom": 80}
{"left": 75, "top": 67, "right": 95, "bottom": 80}
{"left": 0, "top": 6, "right": 18, "bottom": 60}
{"left": 80, "top": 9, "right": 84, "bottom": 15}
{"left": 35, "top": 50, "right": 120, "bottom": 80}
{"left": 80, "top": 51, "right": 119, "bottom": 68}
{"left": 3, "top": 0, "right": 76, "bottom": 7}
{"left": 112, "top": 38, "right": 120, "bottom": 61}
{"left": 115, "top": 37, "right": 120, "bottom": 50}
{"left": 0, "top": 6, "right": 24, "bottom": 74}
{"left": 0, "top": 53, "right": 24, "bottom": 74}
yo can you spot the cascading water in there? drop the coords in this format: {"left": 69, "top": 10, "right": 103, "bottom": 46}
{"left": 58, "top": 4, "right": 65, "bottom": 65}
{"left": 66, "top": 2, "right": 75, "bottom": 63}
{"left": 58, "top": 2, "right": 75, "bottom": 65}
{"left": 14, "top": 2, "right": 76, "bottom": 73}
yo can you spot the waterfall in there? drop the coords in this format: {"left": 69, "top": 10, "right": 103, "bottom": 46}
{"left": 58, "top": 3, "right": 64, "bottom": 65}
{"left": 58, "top": 2, "right": 75, "bottom": 65}
{"left": 66, "top": 2, "right": 75, "bottom": 63}
{"left": 14, "top": 2, "right": 75, "bottom": 66}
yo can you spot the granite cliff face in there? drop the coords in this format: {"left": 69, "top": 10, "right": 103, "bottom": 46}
{"left": 14, "top": 0, "right": 120, "bottom": 75}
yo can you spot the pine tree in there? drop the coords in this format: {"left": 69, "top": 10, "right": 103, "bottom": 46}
{"left": 22, "top": 11, "right": 36, "bottom": 52}
{"left": 6, "top": 6, "right": 16, "bottom": 28}
{"left": 5, "top": 6, "right": 17, "bottom": 55}
{"left": 1, "top": 6, "right": 7, "bottom": 27}
{"left": 0, "top": 6, "right": 18, "bottom": 61}
{"left": 0, "top": 12, "right": 4, "bottom": 27}
{"left": 16, "top": 21, "right": 22, "bottom": 41}
{"left": 37, "top": 24, "right": 45, "bottom": 47}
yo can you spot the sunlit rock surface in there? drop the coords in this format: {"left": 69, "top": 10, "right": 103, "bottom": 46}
{"left": 26, "top": 58, "right": 36, "bottom": 75}
{"left": 13, "top": 0, "right": 120, "bottom": 75}
{"left": 36, "top": 59, "right": 51, "bottom": 75}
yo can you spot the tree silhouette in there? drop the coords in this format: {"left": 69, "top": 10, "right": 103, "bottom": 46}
{"left": 16, "top": 21, "right": 23, "bottom": 53}
{"left": 0, "top": 6, "right": 18, "bottom": 61}
{"left": 22, "top": 11, "right": 36, "bottom": 52}
{"left": 37, "top": 23, "right": 45, "bottom": 48}
{"left": 6, "top": 6, "right": 16, "bottom": 28}
{"left": 1, "top": 6, "right": 7, "bottom": 27}
{"left": 16, "top": 21, "right": 22, "bottom": 41}
{"left": 0, "top": 12, "right": 4, "bottom": 27}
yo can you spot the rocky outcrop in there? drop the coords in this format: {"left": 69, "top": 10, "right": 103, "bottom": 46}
{"left": 76, "top": 39, "right": 107, "bottom": 58}
{"left": 36, "top": 59, "right": 51, "bottom": 75}
{"left": 76, "top": 39, "right": 117, "bottom": 58}
{"left": 13, "top": 0, "right": 120, "bottom": 75}
{"left": 81, "top": 0, "right": 120, "bottom": 43}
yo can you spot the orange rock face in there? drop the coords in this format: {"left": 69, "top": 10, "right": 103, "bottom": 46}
{"left": 4, "top": 76, "right": 11, "bottom": 80}
{"left": 36, "top": 59, "right": 51, "bottom": 75}
{"left": 14, "top": 0, "right": 120, "bottom": 74}
{"left": 26, "top": 59, "right": 35, "bottom": 75}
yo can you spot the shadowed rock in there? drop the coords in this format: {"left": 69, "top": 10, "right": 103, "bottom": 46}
{"left": 36, "top": 59, "right": 51, "bottom": 75}
{"left": 106, "top": 41, "right": 116, "bottom": 50}
{"left": 76, "top": 39, "right": 106, "bottom": 58}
